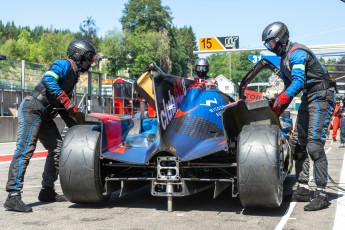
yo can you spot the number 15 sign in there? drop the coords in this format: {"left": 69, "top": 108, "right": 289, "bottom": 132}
{"left": 199, "top": 36, "right": 239, "bottom": 51}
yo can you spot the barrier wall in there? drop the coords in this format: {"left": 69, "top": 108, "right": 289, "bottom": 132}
{"left": 0, "top": 116, "right": 66, "bottom": 143}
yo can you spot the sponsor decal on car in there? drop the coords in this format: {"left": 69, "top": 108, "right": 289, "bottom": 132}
{"left": 160, "top": 78, "right": 187, "bottom": 130}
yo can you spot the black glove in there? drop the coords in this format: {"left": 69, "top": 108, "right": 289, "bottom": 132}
{"left": 71, "top": 111, "right": 85, "bottom": 125}
{"left": 268, "top": 97, "right": 276, "bottom": 108}
{"left": 56, "top": 91, "right": 79, "bottom": 114}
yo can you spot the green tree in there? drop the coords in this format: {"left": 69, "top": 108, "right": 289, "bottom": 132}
{"left": 77, "top": 16, "right": 100, "bottom": 47}
{"left": 0, "top": 39, "right": 19, "bottom": 60}
{"left": 0, "top": 21, "right": 5, "bottom": 45}
{"left": 4, "top": 21, "right": 19, "bottom": 40}
{"left": 99, "top": 29, "right": 127, "bottom": 74}
{"left": 208, "top": 53, "right": 230, "bottom": 78}
{"left": 208, "top": 51, "right": 260, "bottom": 85}
{"left": 0, "top": 21, "right": 21, "bottom": 59}
{"left": 170, "top": 26, "right": 197, "bottom": 77}
{"left": 31, "top": 26, "right": 47, "bottom": 42}
{"left": 28, "top": 42, "right": 40, "bottom": 63}
{"left": 38, "top": 32, "right": 73, "bottom": 64}
{"left": 16, "top": 29, "right": 32, "bottom": 61}
{"left": 334, "top": 57, "right": 345, "bottom": 81}
{"left": 120, "top": 0, "right": 172, "bottom": 33}
{"left": 230, "top": 52, "right": 256, "bottom": 84}
{"left": 120, "top": 0, "right": 175, "bottom": 75}
{"left": 319, "top": 57, "right": 336, "bottom": 71}
{"left": 124, "top": 31, "right": 170, "bottom": 77}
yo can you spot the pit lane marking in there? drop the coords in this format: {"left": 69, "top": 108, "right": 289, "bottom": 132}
{"left": 275, "top": 202, "right": 297, "bottom": 230}
{"left": 0, "top": 142, "right": 16, "bottom": 145}
{"left": 275, "top": 147, "right": 332, "bottom": 229}
{"left": 326, "top": 147, "right": 332, "bottom": 154}
{"left": 333, "top": 147, "right": 345, "bottom": 230}
{"left": 22, "top": 184, "right": 61, "bottom": 189}
{"left": 0, "top": 150, "right": 48, "bottom": 164}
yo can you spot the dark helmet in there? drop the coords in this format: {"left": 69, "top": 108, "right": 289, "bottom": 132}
{"left": 194, "top": 58, "right": 209, "bottom": 79}
{"left": 262, "top": 22, "right": 289, "bottom": 56}
{"left": 67, "top": 40, "right": 97, "bottom": 73}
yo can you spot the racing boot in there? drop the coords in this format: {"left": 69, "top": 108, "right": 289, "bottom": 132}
{"left": 38, "top": 187, "right": 67, "bottom": 202}
{"left": 304, "top": 190, "right": 331, "bottom": 211}
{"left": 292, "top": 186, "right": 311, "bottom": 202}
{"left": 4, "top": 191, "right": 32, "bottom": 212}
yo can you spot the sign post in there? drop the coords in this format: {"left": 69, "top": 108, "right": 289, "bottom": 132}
{"left": 248, "top": 55, "right": 280, "bottom": 67}
{"left": 199, "top": 36, "right": 239, "bottom": 51}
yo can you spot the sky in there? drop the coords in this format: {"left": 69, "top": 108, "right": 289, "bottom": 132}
{"left": 1, "top": 0, "right": 345, "bottom": 54}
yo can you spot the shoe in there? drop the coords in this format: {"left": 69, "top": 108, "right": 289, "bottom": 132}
{"left": 292, "top": 186, "right": 311, "bottom": 202}
{"left": 38, "top": 187, "right": 67, "bottom": 202}
{"left": 333, "top": 138, "right": 337, "bottom": 141}
{"left": 4, "top": 192, "right": 32, "bottom": 212}
{"left": 304, "top": 190, "right": 331, "bottom": 211}
{"left": 339, "top": 143, "right": 345, "bottom": 148}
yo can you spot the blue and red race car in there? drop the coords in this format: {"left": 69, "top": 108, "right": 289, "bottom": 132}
{"left": 59, "top": 59, "right": 293, "bottom": 211}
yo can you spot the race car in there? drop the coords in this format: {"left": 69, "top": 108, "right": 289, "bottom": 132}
{"left": 59, "top": 59, "right": 293, "bottom": 211}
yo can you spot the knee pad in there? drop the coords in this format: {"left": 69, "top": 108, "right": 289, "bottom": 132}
{"left": 315, "top": 154, "right": 327, "bottom": 164}
{"left": 291, "top": 144, "right": 308, "bottom": 160}
{"left": 306, "top": 142, "right": 325, "bottom": 161}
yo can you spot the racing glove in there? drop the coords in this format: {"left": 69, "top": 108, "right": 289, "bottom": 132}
{"left": 56, "top": 91, "right": 78, "bottom": 114}
{"left": 272, "top": 92, "right": 290, "bottom": 116}
{"left": 72, "top": 111, "right": 86, "bottom": 125}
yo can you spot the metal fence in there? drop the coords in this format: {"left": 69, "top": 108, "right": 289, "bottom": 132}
{"left": 0, "top": 59, "right": 118, "bottom": 116}
{"left": 1, "top": 57, "right": 344, "bottom": 116}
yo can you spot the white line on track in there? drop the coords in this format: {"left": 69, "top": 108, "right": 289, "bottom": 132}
{"left": 275, "top": 147, "right": 332, "bottom": 229}
{"left": 0, "top": 184, "right": 62, "bottom": 193}
{"left": 23, "top": 184, "right": 61, "bottom": 189}
{"left": 333, "top": 148, "right": 345, "bottom": 229}
{"left": 0, "top": 157, "right": 45, "bottom": 165}
{"left": 326, "top": 147, "right": 332, "bottom": 154}
{"left": 0, "top": 142, "right": 16, "bottom": 145}
{"left": 275, "top": 202, "right": 297, "bottom": 230}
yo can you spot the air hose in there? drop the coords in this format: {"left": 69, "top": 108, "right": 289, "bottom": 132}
{"left": 328, "top": 173, "right": 345, "bottom": 192}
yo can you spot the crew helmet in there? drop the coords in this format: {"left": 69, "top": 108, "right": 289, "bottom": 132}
{"left": 67, "top": 40, "right": 97, "bottom": 72}
{"left": 194, "top": 58, "right": 209, "bottom": 79}
{"left": 262, "top": 22, "right": 289, "bottom": 56}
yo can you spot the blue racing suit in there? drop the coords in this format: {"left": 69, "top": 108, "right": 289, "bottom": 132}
{"left": 280, "top": 42, "right": 336, "bottom": 189}
{"left": 6, "top": 59, "right": 79, "bottom": 192}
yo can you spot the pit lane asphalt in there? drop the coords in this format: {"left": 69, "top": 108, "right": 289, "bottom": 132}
{"left": 0, "top": 139, "right": 344, "bottom": 230}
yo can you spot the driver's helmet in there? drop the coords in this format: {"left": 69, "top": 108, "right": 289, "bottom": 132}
{"left": 194, "top": 58, "right": 209, "bottom": 79}
{"left": 262, "top": 22, "right": 289, "bottom": 56}
{"left": 67, "top": 40, "right": 97, "bottom": 73}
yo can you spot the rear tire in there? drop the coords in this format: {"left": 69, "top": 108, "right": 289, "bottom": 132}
{"left": 237, "top": 124, "right": 283, "bottom": 208}
{"left": 59, "top": 125, "right": 110, "bottom": 204}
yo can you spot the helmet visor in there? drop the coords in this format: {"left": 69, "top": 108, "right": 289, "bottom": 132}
{"left": 264, "top": 38, "right": 278, "bottom": 51}
{"left": 195, "top": 65, "right": 208, "bottom": 72}
{"left": 85, "top": 51, "right": 97, "bottom": 63}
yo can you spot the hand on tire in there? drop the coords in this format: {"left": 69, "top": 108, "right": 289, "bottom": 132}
{"left": 56, "top": 91, "right": 79, "bottom": 114}
{"left": 71, "top": 112, "right": 85, "bottom": 125}
{"left": 271, "top": 92, "right": 290, "bottom": 116}
{"left": 268, "top": 97, "right": 276, "bottom": 108}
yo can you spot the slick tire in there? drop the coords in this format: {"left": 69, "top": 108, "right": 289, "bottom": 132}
{"left": 237, "top": 124, "right": 283, "bottom": 208}
{"left": 59, "top": 125, "right": 110, "bottom": 204}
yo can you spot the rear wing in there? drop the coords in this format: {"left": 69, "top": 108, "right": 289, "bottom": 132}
{"left": 135, "top": 71, "right": 155, "bottom": 109}
{"left": 134, "top": 63, "right": 195, "bottom": 150}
